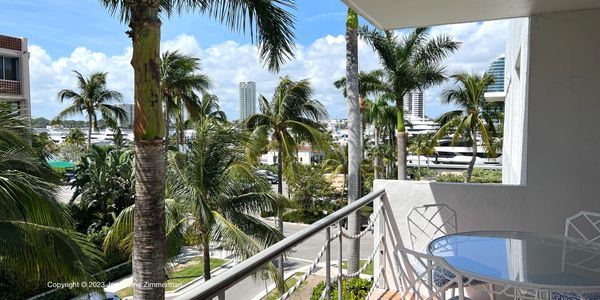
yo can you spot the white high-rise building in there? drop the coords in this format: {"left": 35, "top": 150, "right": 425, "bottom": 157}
{"left": 403, "top": 90, "right": 424, "bottom": 119}
{"left": 239, "top": 81, "right": 256, "bottom": 120}
{"left": 116, "top": 103, "right": 134, "bottom": 128}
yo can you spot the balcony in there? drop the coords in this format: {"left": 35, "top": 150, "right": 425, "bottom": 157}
{"left": 178, "top": 2, "right": 600, "bottom": 300}
{"left": 0, "top": 79, "right": 21, "bottom": 95}
{"left": 0, "top": 34, "right": 23, "bottom": 51}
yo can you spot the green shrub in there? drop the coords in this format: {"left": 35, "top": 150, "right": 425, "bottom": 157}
{"left": 436, "top": 169, "right": 502, "bottom": 183}
{"left": 310, "top": 278, "right": 372, "bottom": 300}
{"left": 283, "top": 210, "right": 327, "bottom": 224}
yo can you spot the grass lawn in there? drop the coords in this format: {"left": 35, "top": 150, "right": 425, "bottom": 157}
{"left": 115, "top": 257, "right": 227, "bottom": 298}
{"left": 262, "top": 272, "right": 305, "bottom": 300}
{"left": 341, "top": 259, "right": 374, "bottom": 275}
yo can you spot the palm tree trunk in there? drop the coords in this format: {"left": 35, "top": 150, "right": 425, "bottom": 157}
{"left": 396, "top": 99, "right": 408, "bottom": 180}
{"left": 374, "top": 128, "right": 380, "bottom": 179}
{"left": 466, "top": 129, "right": 477, "bottom": 183}
{"left": 276, "top": 138, "right": 285, "bottom": 294}
{"left": 165, "top": 99, "right": 170, "bottom": 152}
{"left": 345, "top": 8, "right": 361, "bottom": 274}
{"left": 87, "top": 114, "right": 92, "bottom": 149}
{"left": 130, "top": 7, "right": 166, "bottom": 300}
{"left": 203, "top": 237, "right": 211, "bottom": 281}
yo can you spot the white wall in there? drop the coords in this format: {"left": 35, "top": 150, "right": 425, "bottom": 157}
{"left": 502, "top": 18, "right": 529, "bottom": 184}
{"left": 374, "top": 8, "right": 600, "bottom": 295}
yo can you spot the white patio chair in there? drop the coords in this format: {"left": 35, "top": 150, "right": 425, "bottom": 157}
{"left": 564, "top": 211, "right": 600, "bottom": 243}
{"left": 555, "top": 211, "right": 600, "bottom": 300}
{"left": 407, "top": 204, "right": 457, "bottom": 252}
{"left": 394, "top": 244, "right": 471, "bottom": 300}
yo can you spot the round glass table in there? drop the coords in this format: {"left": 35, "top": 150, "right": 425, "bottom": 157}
{"left": 428, "top": 231, "right": 600, "bottom": 297}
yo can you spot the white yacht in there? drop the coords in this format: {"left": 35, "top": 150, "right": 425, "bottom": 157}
{"left": 407, "top": 139, "right": 502, "bottom": 166}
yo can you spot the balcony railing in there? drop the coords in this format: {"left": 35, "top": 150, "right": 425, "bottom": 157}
{"left": 0, "top": 35, "right": 22, "bottom": 51}
{"left": 185, "top": 189, "right": 388, "bottom": 300}
{"left": 0, "top": 79, "right": 21, "bottom": 95}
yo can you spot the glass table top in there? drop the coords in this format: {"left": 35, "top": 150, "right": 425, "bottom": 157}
{"left": 428, "top": 231, "right": 600, "bottom": 287}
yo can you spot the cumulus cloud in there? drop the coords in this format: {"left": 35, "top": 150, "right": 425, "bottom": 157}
{"left": 28, "top": 19, "right": 508, "bottom": 120}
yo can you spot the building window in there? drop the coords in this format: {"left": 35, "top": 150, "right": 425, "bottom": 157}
{"left": 0, "top": 57, "right": 19, "bottom": 81}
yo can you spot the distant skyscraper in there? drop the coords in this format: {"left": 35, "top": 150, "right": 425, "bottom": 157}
{"left": 116, "top": 103, "right": 134, "bottom": 128}
{"left": 403, "top": 90, "right": 424, "bottom": 119}
{"left": 239, "top": 81, "right": 256, "bottom": 120}
{"left": 486, "top": 55, "right": 505, "bottom": 93}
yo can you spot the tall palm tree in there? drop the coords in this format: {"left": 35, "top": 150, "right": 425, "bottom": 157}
{"left": 343, "top": 7, "right": 362, "bottom": 273}
{"left": 363, "top": 96, "right": 397, "bottom": 178}
{"left": 245, "top": 76, "right": 327, "bottom": 290}
{"left": 55, "top": 71, "right": 126, "bottom": 148}
{"left": 0, "top": 104, "right": 103, "bottom": 291}
{"left": 160, "top": 51, "right": 211, "bottom": 151}
{"left": 98, "top": 1, "right": 296, "bottom": 297}
{"left": 360, "top": 26, "right": 460, "bottom": 180}
{"left": 64, "top": 128, "right": 87, "bottom": 146}
{"left": 434, "top": 72, "right": 497, "bottom": 182}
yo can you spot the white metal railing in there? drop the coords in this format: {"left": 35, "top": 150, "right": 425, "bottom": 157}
{"left": 186, "top": 189, "right": 388, "bottom": 300}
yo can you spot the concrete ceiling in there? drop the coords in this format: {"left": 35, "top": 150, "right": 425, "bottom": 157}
{"left": 342, "top": 0, "right": 600, "bottom": 30}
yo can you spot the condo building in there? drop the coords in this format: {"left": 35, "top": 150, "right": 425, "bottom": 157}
{"left": 239, "top": 81, "right": 256, "bottom": 120}
{"left": 0, "top": 34, "right": 30, "bottom": 117}
{"left": 403, "top": 90, "right": 424, "bottom": 119}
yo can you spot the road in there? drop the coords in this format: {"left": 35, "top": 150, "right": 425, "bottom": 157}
{"left": 219, "top": 222, "right": 374, "bottom": 300}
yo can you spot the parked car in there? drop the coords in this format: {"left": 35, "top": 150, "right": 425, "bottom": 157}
{"left": 257, "top": 169, "right": 278, "bottom": 184}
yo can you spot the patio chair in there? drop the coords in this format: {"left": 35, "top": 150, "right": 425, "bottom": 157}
{"left": 553, "top": 211, "right": 600, "bottom": 300}
{"left": 394, "top": 244, "right": 471, "bottom": 300}
{"left": 407, "top": 204, "right": 457, "bottom": 253}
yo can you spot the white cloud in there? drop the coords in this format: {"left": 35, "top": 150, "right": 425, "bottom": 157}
{"left": 28, "top": 19, "right": 508, "bottom": 120}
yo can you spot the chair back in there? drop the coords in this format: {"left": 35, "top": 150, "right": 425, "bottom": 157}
{"left": 565, "top": 211, "right": 600, "bottom": 243}
{"left": 407, "top": 204, "right": 457, "bottom": 252}
{"left": 394, "top": 245, "right": 467, "bottom": 300}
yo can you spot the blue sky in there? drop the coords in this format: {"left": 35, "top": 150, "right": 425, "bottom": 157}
{"left": 1, "top": 0, "right": 508, "bottom": 119}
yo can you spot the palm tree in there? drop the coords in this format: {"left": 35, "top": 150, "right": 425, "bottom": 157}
{"left": 245, "top": 76, "right": 327, "bottom": 290}
{"left": 65, "top": 128, "right": 87, "bottom": 146}
{"left": 434, "top": 72, "right": 497, "bottom": 182}
{"left": 360, "top": 26, "right": 460, "bottom": 180}
{"left": 343, "top": 7, "right": 362, "bottom": 274}
{"left": 363, "top": 96, "right": 397, "bottom": 178}
{"left": 55, "top": 71, "right": 126, "bottom": 148}
{"left": 105, "top": 120, "right": 287, "bottom": 282}
{"left": 408, "top": 133, "right": 436, "bottom": 169}
{"left": 0, "top": 104, "right": 103, "bottom": 291}
{"left": 98, "top": 1, "right": 296, "bottom": 297}
{"left": 322, "top": 144, "right": 348, "bottom": 198}
{"left": 160, "top": 51, "right": 211, "bottom": 151}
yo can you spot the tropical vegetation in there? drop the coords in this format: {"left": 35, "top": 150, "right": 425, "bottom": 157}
{"left": 98, "top": 1, "right": 297, "bottom": 297}
{"left": 54, "top": 71, "right": 126, "bottom": 148}
{"left": 359, "top": 26, "right": 460, "bottom": 180}
{"left": 434, "top": 72, "right": 498, "bottom": 182}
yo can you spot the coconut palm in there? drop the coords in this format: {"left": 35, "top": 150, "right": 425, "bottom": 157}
{"left": 105, "top": 120, "right": 286, "bottom": 282}
{"left": 98, "top": 1, "right": 296, "bottom": 297}
{"left": 434, "top": 72, "right": 497, "bottom": 182}
{"left": 360, "top": 26, "right": 460, "bottom": 180}
{"left": 245, "top": 76, "right": 327, "bottom": 289}
{"left": 0, "top": 104, "right": 103, "bottom": 291}
{"left": 174, "top": 93, "right": 226, "bottom": 145}
{"left": 65, "top": 128, "right": 87, "bottom": 146}
{"left": 55, "top": 71, "right": 126, "bottom": 148}
{"left": 160, "top": 51, "right": 211, "bottom": 151}
{"left": 363, "top": 96, "right": 397, "bottom": 178}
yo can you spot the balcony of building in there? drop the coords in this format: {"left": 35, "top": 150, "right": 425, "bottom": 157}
{"left": 172, "top": 1, "right": 600, "bottom": 300}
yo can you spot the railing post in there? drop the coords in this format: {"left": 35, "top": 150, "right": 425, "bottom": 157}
{"left": 325, "top": 227, "right": 331, "bottom": 300}
{"left": 338, "top": 221, "right": 343, "bottom": 300}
